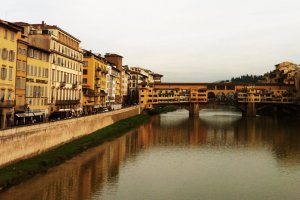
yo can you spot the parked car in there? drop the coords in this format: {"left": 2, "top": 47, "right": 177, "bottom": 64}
{"left": 48, "top": 110, "right": 73, "bottom": 121}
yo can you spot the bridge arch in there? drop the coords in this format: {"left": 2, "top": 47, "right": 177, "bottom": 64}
{"left": 216, "top": 92, "right": 226, "bottom": 101}
{"left": 208, "top": 92, "right": 216, "bottom": 101}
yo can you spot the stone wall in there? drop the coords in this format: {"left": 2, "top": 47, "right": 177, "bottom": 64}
{"left": 0, "top": 106, "right": 140, "bottom": 168}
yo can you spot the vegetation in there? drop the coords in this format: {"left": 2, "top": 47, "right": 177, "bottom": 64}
{"left": 148, "top": 105, "right": 178, "bottom": 115}
{"left": 0, "top": 114, "right": 150, "bottom": 191}
{"left": 231, "top": 74, "right": 264, "bottom": 83}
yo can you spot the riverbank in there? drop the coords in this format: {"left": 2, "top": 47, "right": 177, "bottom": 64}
{"left": 0, "top": 114, "right": 150, "bottom": 191}
{"left": 148, "top": 105, "right": 178, "bottom": 115}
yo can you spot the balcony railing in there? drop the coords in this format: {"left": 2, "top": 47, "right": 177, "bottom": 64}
{"left": 55, "top": 100, "right": 80, "bottom": 105}
{"left": 60, "top": 82, "right": 66, "bottom": 87}
{"left": 72, "top": 83, "right": 78, "bottom": 89}
{"left": 0, "top": 100, "right": 15, "bottom": 108}
{"left": 95, "top": 83, "right": 101, "bottom": 88}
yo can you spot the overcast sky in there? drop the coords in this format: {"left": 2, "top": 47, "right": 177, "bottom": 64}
{"left": 1, "top": 0, "right": 300, "bottom": 82}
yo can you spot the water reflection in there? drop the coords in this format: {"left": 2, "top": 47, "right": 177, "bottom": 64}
{"left": 1, "top": 108, "right": 300, "bottom": 200}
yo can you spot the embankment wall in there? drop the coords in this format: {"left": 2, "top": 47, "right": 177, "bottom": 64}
{"left": 0, "top": 106, "right": 140, "bottom": 167}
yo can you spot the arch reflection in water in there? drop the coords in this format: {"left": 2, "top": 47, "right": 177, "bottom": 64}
{"left": 0, "top": 109, "right": 300, "bottom": 200}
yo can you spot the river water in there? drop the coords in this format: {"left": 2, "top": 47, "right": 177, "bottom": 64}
{"left": 1, "top": 108, "right": 300, "bottom": 200}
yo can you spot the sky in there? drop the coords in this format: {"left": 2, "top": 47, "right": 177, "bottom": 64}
{"left": 1, "top": 0, "right": 300, "bottom": 82}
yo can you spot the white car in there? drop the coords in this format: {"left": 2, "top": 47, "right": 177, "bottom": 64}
{"left": 102, "top": 108, "right": 109, "bottom": 112}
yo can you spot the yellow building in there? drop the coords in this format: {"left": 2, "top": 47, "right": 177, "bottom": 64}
{"left": 25, "top": 45, "right": 51, "bottom": 122}
{"left": 0, "top": 20, "right": 22, "bottom": 129}
{"left": 82, "top": 50, "right": 108, "bottom": 114}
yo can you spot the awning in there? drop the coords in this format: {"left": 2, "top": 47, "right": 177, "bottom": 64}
{"left": 16, "top": 113, "right": 26, "bottom": 117}
{"left": 75, "top": 108, "right": 83, "bottom": 111}
{"left": 15, "top": 113, "right": 34, "bottom": 117}
{"left": 33, "top": 112, "right": 44, "bottom": 116}
{"left": 59, "top": 109, "right": 71, "bottom": 111}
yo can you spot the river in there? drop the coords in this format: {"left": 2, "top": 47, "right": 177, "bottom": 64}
{"left": 1, "top": 108, "right": 300, "bottom": 200}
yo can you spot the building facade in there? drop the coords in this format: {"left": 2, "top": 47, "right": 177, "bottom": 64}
{"left": 106, "top": 63, "right": 120, "bottom": 109}
{"left": 105, "top": 54, "right": 123, "bottom": 104}
{"left": 17, "top": 22, "right": 83, "bottom": 115}
{"left": 15, "top": 32, "right": 28, "bottom": 115}
{"left": 0, "top": 20, "right": 22, "bottom": 129}
{"left": 263, "top": 61, "right": 299, "bottom": 85}
{"left": 82, "top": 50, "right": 108, "bottom": 114}
{"left": 122, "top": 66, "right": 130, "bottom": 105}
{"left": 23, "top": 45, "right": 51, "bottom": 122}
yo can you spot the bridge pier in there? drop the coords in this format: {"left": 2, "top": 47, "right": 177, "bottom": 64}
{"left": 189, "top": 103, "right": 199, "bottom": 117}
{"left": 243, "top": 102, "right": 256, "bottom": 117}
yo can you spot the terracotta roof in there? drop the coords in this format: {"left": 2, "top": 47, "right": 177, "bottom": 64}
{"left": 30, "top": 23, "right": 81, "bottom": 42}
{"left": 0, "top": 19, "right": 23, "bottom": 32}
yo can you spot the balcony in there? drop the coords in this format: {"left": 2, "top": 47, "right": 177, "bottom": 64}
{"left": 95, "top": 83, "right": 101, "bottom": 88}
{"left": 95, "top": 74, "right": 101, "bottom": 80}
{"left": 83, "top": 88, "right": 95, "bottom": 97}
{"left": 0, "top": 100, "right": 15, "bottom": 108}
{"left": 55, "top": 100, "right": 80, "bottom": 105}
{"left": 72, "top": 83, "right": 78, "bottom": 89}
{"left": 60, "top": 82, "right": 66, "bottom": 87}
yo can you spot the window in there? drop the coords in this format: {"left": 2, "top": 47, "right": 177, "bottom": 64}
{"left": 28, "top": 49, "right": 33, "bottom": 57}
{"left": 38, "top": 67, "right": 41, "bottom": 77}
{"left": 26, "top": 85, "right": 29, "bottom": 97}
{"left": 16, "top": 77, "right": 21, "bottom": 89}
{"left": 10, "top": 32, "right": 15, "bottom": 41}
{"left": 83, "top": 78, "right": 87, "bottom": 84}
{"left": 18, "top": 96, "right": 22, "bottom": 106}
{"left": 17, "top": 60, "right": 21, "bottom": 71}
{"left": 33, "top": 86, "right": 37, "bottom": 97}
{"left": 1, "top": 66, "right": 7, "bottom": 80}
{"left": 21, "top": 78, "right": 26, "bottom": 89}
{"left": 57, "top": 71, "right": 60, "bottom": 81}
{"left": 83, "top": 69, "right": 87, "bottom": 75}
{"left": 9, "top": 67, "right": 13, "bottom": 81}
{"left": 52, "top": 69, "right": 55, "bottom": 81}
{"left": 44, "top": 86, "right": 47, "bottom": 97}
{"left": 8, "top": 51, "right": 15, "bottom": 62}
{"left": 83, "top": 61, "right": 88, "bottom": 66}
{"left": 4, "top": 29, "right": 8, "bottom": 39}
{"left": 1, "top": 90, "right": 5, "bottom": 101}
{"left": 27, "top": 64, "right": 30, "bottom": 75}
{"left": 22, "top": 61, "right": 26, "bottom": 72}
{"left": 30, "top": 86, "right": 33, "bottom": 97}
{"left": 1, "top": 48, "right": 8, "bottom": 60}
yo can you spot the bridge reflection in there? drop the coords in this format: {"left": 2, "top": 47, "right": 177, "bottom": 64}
{"left": 1, "top": 110, "right": 300, "bottom": 200}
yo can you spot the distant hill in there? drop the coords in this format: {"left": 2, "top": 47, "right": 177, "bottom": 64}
{"left": 230, "top": 74, "right": 264, "bottom": 83}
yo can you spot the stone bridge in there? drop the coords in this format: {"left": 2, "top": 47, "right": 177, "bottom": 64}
{"left": 139, "top": 83, "right": 300, "bottom": 117}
